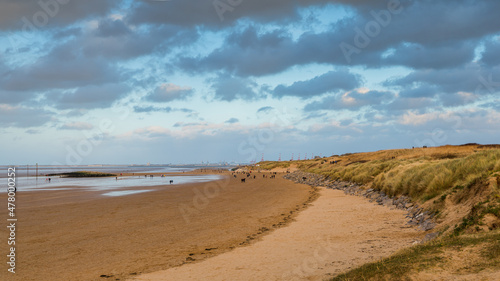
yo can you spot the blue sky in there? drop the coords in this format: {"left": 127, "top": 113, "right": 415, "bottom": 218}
{"left": 1, "top": 0, "right": 499, "bottom": 165}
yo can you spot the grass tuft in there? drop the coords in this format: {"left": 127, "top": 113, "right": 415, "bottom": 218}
{"left": 331, "top": 231, "right": 500, "bottom": 281}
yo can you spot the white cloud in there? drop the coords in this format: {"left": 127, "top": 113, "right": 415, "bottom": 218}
{"left": 146, "top": 83, "right": 194, "bottom": 102}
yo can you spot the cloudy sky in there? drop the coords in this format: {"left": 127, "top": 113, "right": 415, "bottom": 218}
{"left": 1, "top": 0, "right": 499, "bottom": 165}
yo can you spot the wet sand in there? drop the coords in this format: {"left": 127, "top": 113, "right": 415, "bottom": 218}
{"left": 132, "top": 187, "right": 425, "bottom": 281}
{"left": 0, "top": 172, "right": 313, "bottom": 281}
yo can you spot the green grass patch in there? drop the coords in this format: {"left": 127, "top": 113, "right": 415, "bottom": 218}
{"left": 482, "top": 239, "right": 500, "bottom": 261}
{"left": 331, "top": 231, "right": 500, "bottom": 281}
{"left": 453, "top": 200, "right": 500, "bottom": 235}
{"left": 257, "top": 161, "right": 291, "bottom": 170}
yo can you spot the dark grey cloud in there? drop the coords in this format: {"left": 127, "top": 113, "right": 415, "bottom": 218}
{"left": 440, "top": 92, "right": 479, "bottom": 107}
{"left": 48, "top": 21, "right": 199, "bottom": 61}
{"left": 383, "top": 1, "right": 500, "bottom": 45}
{"left": 25, "top": 129, "right": 41, "bottom": 134}
{"left": 0, "top": 91, "right": 37, "bottom": 105}
{"left": 126, "top": 0, "right": 428, "bottom": 30}
{"left": 52, "top": 26, "right": 82, "bottom": 39}
{"left": 304, "top": 90, "right": 394, "bottom": 111}
{"left": 145, "top": 83, "right": 194, "bottom": 103}
{"left": 85, "top": 22, "right": 198, "bottom": 60}
{"left": 0, "top": 105, "right": 53, "bottom": 128}
{"left": 385, "top": 97, "right": 433, "bottom": 111}
{"left": 257, "top": 106, "right": 274, "bottom": 113}
{"left": 96, "top": 18, "right": 131, "bottom": 37}
{"left": 177, "top": 1, "right": 500, "bottom": 76}
{"left": 59, "top": 122, "right": 94, "bottom": 130}
{"left": 46, "top": 83, "right": 131, "bottom": 110}
{"left": 1, "top": 54, "right": 123, "bottom": 92}
{"left": 387, "top": 65, "right": 500, "bottom": 96}
{"left": 303, "top": 111, "right": 328, "bottom": 121}
{"left": 273, "top": 70, "right": 361, "bottom": 99}
{"left": 383, "top": 41, "right": 476, "bottom": 69}
{"left": 480, "top": 100, "right": 500, "bottom": 111}
{"left": 481, "top": 38, "right": 500, "bottom": 67}
{"left": 225, "top": 118, "right": 239, "bottom": 124}
{"left": 127, "top": 0, "right": 338, "bottom": 28}
{"left": 398, "top": 85, "right": 438, "bottom": 98}
{"left": 134, "top": 106, "right": 174, "bottom": 113}
{"left": 208, "top": 73, "right": 260, "bottom": 101}
{"left": 178, "top": 26, "right": 301, "bottom": 76}
{"left": 133, "top": 106, "right": 193, "bottom": 114}
{"left": 0, "top": 0, "right": 117, "bottom": 30}
{"left": 385, "top": 63, "right": 500, "bottom": 109}
{"left": 173, "top": 122, "right": 203, "bottom": 128}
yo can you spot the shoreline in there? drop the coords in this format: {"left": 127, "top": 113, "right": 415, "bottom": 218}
{"left": 1, "top": 169, "right": 428, "bottom": 280}
{"left": 0, "top": 170, "right": 312, "bottom": 281}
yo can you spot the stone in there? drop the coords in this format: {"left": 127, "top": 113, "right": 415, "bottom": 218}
{"left": 421, "top": 232, "right": 439, "bottom": 243}
{"left": 421, "top": 220, "right": 436, "bottom": 231}
{"left": 283, "top": 170, "right": 437, "bottom": 233}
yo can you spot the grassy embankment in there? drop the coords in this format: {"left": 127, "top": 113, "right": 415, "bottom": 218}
{"left": 47, "top": 171, "right": 117, "bottom": 177}
{"left": 257, "top": 144, "right": 500, "bottom": 279}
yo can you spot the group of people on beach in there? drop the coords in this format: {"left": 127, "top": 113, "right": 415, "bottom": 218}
{"left": 231, "top": 170, "right": 284, "bottom": 183}
{"left": 113, "top": 174, "right": 174, "bottom": 184}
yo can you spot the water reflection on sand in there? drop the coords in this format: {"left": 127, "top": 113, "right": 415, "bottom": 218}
{"left": 13, "top": 174, "right": 222, "bottom": 197}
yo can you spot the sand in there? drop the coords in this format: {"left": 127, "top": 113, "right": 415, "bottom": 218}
{"left": 1, "top": 171, "right": 425, "bottom": 281}
{"left": 131, "top": 186, "right": 425, "bottom": 281}
{"left": 0, "top": 172, "right": 312, "bottom": 281}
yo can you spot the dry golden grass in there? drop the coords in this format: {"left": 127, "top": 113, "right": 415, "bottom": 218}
{"left": 259, "top": 144, "right": 500, "bottom": 203}
{"left": 257, "top": 144, "right": 500, "bottom": 280}
{"left": 254, "top": 144, "right": 500, "bottom": 280}
{"left": 258, "top": 144, "right": 500, "bottom": 234}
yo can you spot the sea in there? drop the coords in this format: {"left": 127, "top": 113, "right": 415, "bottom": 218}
{"left": 3, "top": 164, "right": 234, "bottom": 196}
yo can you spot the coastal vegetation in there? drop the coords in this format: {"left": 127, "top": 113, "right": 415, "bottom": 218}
{"left": 332, "top": 231, "right": 500, "bottom": 281}
{"left": 257, "top": 144, "right": 500, "bottom": 279}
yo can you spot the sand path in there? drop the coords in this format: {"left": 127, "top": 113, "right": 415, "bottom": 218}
{"left": 132, "top": 187, "right": 424, "bottom": 281}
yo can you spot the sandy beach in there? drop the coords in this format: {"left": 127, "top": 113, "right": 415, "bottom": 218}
{"left": 1, "top": 171, "right": 425, "bottom": 281}
{"left": 131, "top": 185, "right": 425, "bottom": 281}
{"left": 0, "top": 171, "right": 313, "bottom": 281}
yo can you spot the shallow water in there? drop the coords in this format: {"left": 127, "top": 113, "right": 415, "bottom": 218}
{"left": 102, "top": 190, "right": 153, "bottom": 197}
{"left": 1, "top": 164, "right": 232, "bottom": 177}
{"left": 11, "top": 174, "right": 223, "bottom": 196}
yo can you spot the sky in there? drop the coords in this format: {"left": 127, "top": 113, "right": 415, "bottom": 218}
{"left": 1, "top": 0, "right": 499, "bottom": 165}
